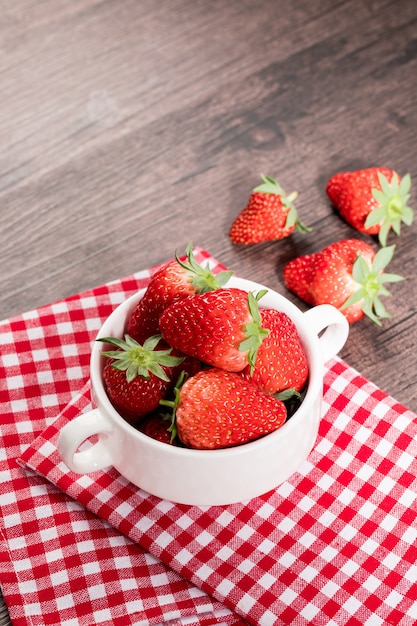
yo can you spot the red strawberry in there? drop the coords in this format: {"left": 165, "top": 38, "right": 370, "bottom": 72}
{"left": 159, "top": 287, "right": 270, "bottom": 372}
{"left": 229, "top": 174, "right": 311, "bottom": 244}
{"left": 326, "top": 167, "right": 413, "bottom": 246}
{"left": 127, "top": 243, "right": 233, "bottom": 343}
{"left": 139, "top": 413, "right": 178, "bottom": 445}
{"left": 175, "top": 352, "right": 203, "bottom": 379}
{"left": 283, "top": 239, "right": 404, "bottom": 325}
{"left": 169, "top": 368, "right": 287, "bottom": 450}
{"left": 99, "top": 334, "right": 185, "bottom": 422}
{"left": 242, "top": 309, "right": 308, "bottom": 394}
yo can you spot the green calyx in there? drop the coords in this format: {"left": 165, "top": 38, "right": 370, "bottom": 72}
{"left": 365, "top": 172, "right": 414, "bottom": 246}
{"left": 175, "top": 242, "right": 234, "bottom": 293}
{"left": 239, "top": 289, "right": 270, "bottom": 374}
{"left": 341, "top": 245, "right": 404, "bottom": 326}
{"left": 254, "top": 174, "right": 312, "bottom": 234}
{"left": 98, "top": 334, "right": 184, "bottom": 382}
{"left": 275, "top": 387, "right": 300, "bottom": 402}
{"left": 159, "top": 370, "right": 188, "bottom": 442}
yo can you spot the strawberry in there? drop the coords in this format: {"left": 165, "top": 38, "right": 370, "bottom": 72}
{"left": 127, "top": 242, "right": 233, "bottom": 343}
{"left": 241, "top": 309, "right": 308, "bottom": 394}
{"left": 159, "top": 287, "right": 270, "bottom": 372}
{"left": 164, "top": 368, "right": 287, "bottom": 450}
{"left": 139, "top": 412, "right": 178, "bottom": 445}
{"left": 229, "top": 174, "right": 311, "bottom": 244}
{"left": 326, "top": 167, "right": 413, "bottom": 246}
{"left": 98, "top": 334, "right": 185, "bottom": 422}
{"left": 283, "top": 239, "right": 404, "bottom": 325}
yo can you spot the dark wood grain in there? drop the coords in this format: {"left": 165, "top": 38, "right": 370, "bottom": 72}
{"left": 1, "top": 0, "right": 416, "bottom": 417}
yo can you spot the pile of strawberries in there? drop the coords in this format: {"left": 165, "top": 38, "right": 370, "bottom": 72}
{"left": 100, "top": 244, "right": 308, "bottom": 449}
{"left": 229, "top": 168, "right": 413, "bottom": 325}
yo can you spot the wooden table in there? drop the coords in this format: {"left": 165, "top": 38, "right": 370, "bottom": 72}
{"left": 1, "top": 0, "right": 416, "bottom": 406}
{"left": 0, "top": 1, "right": 416, "bottom": 622}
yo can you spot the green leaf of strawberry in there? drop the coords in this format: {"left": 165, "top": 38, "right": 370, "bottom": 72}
{"left": 341, "top": 244, "right": 404, "bottom": 325}
{"left": 99, "top": 334, "right": 184, "bottom": 382}
{"left": 98, "top": 334, "right": 188, "bottom": 421}
{"left": 365, "top": 172, "right": 414, "bottom": 246}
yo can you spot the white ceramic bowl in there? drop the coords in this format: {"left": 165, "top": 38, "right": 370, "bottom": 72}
{"left": 58, "top": 277, "right": 349, "bottom": 505}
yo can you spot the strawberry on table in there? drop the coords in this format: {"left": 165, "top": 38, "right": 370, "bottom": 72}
{"left": 326, "top": 167, "right": 413, "bottom": 246}
{"left": 229, "top": 174, "right": 311, "bottom": 244}
{"left": 98, "top": 334, "right": 185, "bottom": 423}
{"left": 163, "top": 368, "right": 287, "bottom": 450}
{"left": 241, "top": 309, "right": 308, "bottom": 394}
{"left": 283, "top": 238, "right": 404, "bottom": 325}
{"left": 159, "top": 287, "right": 270, "bottom": 372}
{"left": 127, "top": 242, "right": 233, "bottom": 344}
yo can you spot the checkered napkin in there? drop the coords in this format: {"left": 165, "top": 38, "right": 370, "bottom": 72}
{"left": 0, "top": 248, "right": 244, "bottom": 626}
{"left": 2, "top": 250, "right": 417, "bottom": 626}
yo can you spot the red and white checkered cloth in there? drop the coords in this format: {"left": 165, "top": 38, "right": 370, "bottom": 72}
{"left": 1, "top": 248, "right": 417, "bottom": 626}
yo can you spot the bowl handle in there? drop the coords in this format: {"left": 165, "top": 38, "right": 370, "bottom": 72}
{"left": 303, "top": 304, "right": 349, "bottom": 362}
{"left": 57, "top": 409, "right": 115, "bottom": 474}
